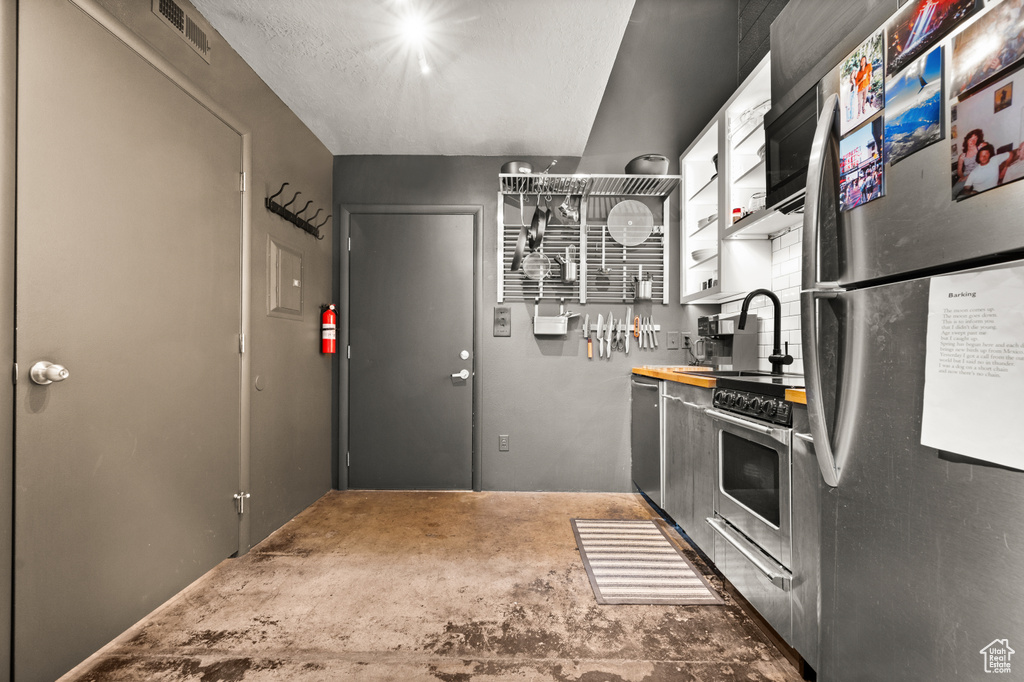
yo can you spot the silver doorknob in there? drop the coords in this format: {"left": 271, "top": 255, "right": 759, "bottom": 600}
{"left": 451, "top": 369, "right": 470, "bottom": 381}
{"left": 30, "top": 361, "right": 70, "bottom": 385}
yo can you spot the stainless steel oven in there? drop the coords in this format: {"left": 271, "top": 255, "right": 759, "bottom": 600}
{"left": 709, "top": 403, "right": 792, "bottom": 569}
{"left": 706, "top": 385, "right": 796, "bottom": 642}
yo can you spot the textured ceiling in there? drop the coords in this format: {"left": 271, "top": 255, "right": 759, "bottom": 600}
{"left": 189, "top": 0, "right": 636, "bottom": 156}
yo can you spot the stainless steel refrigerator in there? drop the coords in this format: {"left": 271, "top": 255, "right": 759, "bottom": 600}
{"left": 800, "top": 60, "right": 1024, "bottom": 680}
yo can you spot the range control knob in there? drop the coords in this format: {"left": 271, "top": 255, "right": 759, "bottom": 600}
{"left": 763, "top": 401, "right": 777, "bottom": 417}
{"left": 734, "top": 395, "right": 747, "bottom": 409}
{"left": 749, "top": 398, "right": 762, "bottom": 412}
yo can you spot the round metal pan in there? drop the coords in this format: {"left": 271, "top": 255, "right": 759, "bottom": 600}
{"left": 528, "top": 205, "right": 548, "bottom": 250}
{"left": 511, "top": 223, "right": 529, "bottom": 272}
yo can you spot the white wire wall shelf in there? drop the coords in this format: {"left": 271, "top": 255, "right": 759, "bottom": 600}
{"left": 497, "top": 173, "right": 679, "bottom": 304}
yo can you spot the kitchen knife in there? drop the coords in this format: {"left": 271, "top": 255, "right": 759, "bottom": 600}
{"left": 625, "top": 307, "right": 631, "bottom": 354}
{"left": 584, "top": 313, "right": 591, "bottom": 359}
{"left": 596, "top": 314, "right": 604, "bottom": 357}
{"left": 602, "top": 311, "right": 610, "bottom": 356}
{"left": 652, "top": 315, "right": 658, "bottom": 348}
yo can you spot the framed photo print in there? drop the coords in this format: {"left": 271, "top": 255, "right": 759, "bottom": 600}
{"left": 951, "top": 0, "right": 1024, "bottom": 99}
{"left": 840, "top": 28, "right": 885, "bottom": 136}
{"left": 886, "top": 0, "right": 979, "bottom": 76}
{"left": 952, "top": 71, "right": 1024, "bottom": 200}
{"left": 884, "top": 45, "right": 944, "bottom": 165}
{"left": 840, "top": 118, "right": 885, "bottom": 211}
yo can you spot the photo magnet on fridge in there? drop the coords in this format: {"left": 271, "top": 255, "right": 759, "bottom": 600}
{"left": 839, "top": 117, "right": 885, "bottom": 211}
{"left": 839, "top": 28, "right": 885, "bottom": 137}
{"left": 952, "top": 70, "right": 1024, "bottom": 200}
{"left": 886, "top": 0, "right": 979, "bottom": 76}
{"left": 884, "top": 45, "right": 944, "bottom": 165}
{"left": 951, "top": 0, "right": 1024, "bottom": 100}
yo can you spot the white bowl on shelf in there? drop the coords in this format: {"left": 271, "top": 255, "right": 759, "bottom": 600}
{"left": 690, "top": 248, "right": 715, "bottom": 262}
{"left": 696, "top": 213, "right": 717, "bottom": 230}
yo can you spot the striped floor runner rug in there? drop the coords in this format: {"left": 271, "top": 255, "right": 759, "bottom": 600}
{"left": 571, "top": 519, "right": 723, "bottom": 605}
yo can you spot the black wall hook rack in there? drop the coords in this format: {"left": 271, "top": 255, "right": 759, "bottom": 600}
{"left": 265, "top": 183, "right": 331, "bottom": 240}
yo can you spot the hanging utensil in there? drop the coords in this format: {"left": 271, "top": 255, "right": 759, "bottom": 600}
{"left": 625, "top": 306, "right": 631, "bottom": 354}
{"left": 600, "top": 225, "right": 610, "bottom": 273}
{"left": 558, "top": 194, "right": 579, "bottom": 223}
{"left": 554, "top": 245, "right": 578, "bottom": 284}
{"left": 511, "top": 223, "right": 528, "bottom": 272}
{"left": 528, "top": 195, "right": 548, "bottom": 250}
{"left": 602, "top": 311, "right": 610, "bottom": 356}
{"left": 583, "top": 313, "right": 592, "bottom": 359}
{"left": 521, "top": 251, "right": 551, "bottom": 281}
{"left": 608, "top": 199, "right": 654, "bottom": 247}
{"left": 596, "top": 314, "right": 604, "bottom": 358}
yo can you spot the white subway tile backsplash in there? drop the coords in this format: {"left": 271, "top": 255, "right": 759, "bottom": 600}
{"left": 706, "top": 229, "right": 804, "bottom": 375}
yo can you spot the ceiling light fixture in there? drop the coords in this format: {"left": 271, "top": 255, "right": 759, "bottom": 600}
{"left": 395, "top": 3, "right": 434, "bottom": 76}
{"left": 400, "top": 11, "right": 427, "bottom": 45}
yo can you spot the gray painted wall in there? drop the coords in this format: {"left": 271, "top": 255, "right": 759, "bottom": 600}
{"left": 332, "top": 0, "right": 742, "bottom": 493}
{"left": 71, "top": 1, "right": 335, "bottom": 546}
{"left": 739, "top": 0, "right": 790, "bottom": 82}
{"left": 334, "top": 0, "right": 736, "bottom": 493}
{"left": 577, "top": 0, "right": 739, "bottom": 177}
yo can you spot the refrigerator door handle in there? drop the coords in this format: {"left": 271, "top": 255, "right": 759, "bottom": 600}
{"left": 801, "top": 93, "right": 846, "bottom": 488}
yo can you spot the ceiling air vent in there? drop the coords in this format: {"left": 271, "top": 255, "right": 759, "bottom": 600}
{"left": 152, "top": 0, "right": 211, "bottom": 63}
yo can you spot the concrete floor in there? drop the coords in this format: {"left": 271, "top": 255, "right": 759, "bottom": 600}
{"left": 63, "top": 491, "right": 802, "bottom": 681}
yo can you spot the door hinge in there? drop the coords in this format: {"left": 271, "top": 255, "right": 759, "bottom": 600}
{"left": 234, "top": 491, "right": 250, "bottom": 514}
{"left": 11, "top": 362, "right": 17, "bottom": 385}
{"left": 239, "top": 333, "right": 245, "bottom": 354}
{"left": 240, "top": 171, "right": 246, "bottom": 193}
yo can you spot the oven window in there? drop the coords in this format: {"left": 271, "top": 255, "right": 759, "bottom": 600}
{"left": 721, "top": 431, "right": 780, "bottom": 527}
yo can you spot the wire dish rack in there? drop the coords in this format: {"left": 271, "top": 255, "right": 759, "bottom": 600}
{"left": 498, "top": 173, "right": 679, "bottom": 304}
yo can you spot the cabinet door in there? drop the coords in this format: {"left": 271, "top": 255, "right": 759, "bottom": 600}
{"left": 663, "top": 383, "right": 714, "bottom": 553}
{"left": 630, "top": 377, "right": 662, "bottom": 506}
{"left": 663, "top": 394, "right": 694, "bottom": 529}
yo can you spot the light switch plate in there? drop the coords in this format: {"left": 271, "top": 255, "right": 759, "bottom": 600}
{"left": 667, "top": 331, "right": 680, "bottom": 349}
{"left": 493, "top": 307, "right": 511, "bottom": 337}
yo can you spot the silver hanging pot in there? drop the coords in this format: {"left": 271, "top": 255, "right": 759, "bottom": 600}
{"left": 553, "top": 246, "right": 578, "bottom": 284}
{"left": 633, "top": 265, "right": 652, "bottom": 301}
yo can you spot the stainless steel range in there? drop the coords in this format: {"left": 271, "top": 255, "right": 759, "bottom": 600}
{"left": 705, "top": 373, "right": 804, "bottom": 648}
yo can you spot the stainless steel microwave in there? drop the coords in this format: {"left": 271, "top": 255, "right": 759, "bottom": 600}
{"left": 764, "top": 86, "right": 818, "bottom": 212}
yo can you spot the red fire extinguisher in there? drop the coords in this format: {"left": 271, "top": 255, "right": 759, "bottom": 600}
{"left": 321, "top": 304, "right": 337, "bottom": 354}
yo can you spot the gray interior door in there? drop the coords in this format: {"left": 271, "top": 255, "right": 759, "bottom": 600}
{"left": 349, "top": 212, "right": 474, "bottom": 489}
{"left": 14, "top": 2, "right": 243, "bottom": 679}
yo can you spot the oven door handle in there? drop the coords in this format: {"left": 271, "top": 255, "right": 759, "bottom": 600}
{"left": 705, "top": 408, "right": 789, "bottom": 445}
{"left": 706, "top": 516, "right": 792, "bottom": 590}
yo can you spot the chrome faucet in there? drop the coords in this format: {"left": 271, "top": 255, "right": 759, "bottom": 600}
{"left": 738, "top": 288, "right": 793, "bottom": 375}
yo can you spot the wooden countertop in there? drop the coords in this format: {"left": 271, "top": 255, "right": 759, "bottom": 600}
{"left": 632, "top": 366, "right": 807, "bottom": 405}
